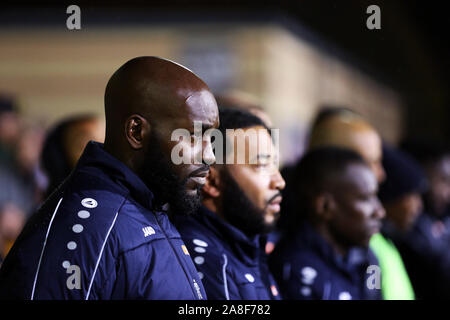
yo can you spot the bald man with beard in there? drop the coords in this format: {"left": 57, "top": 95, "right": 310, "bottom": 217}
{"left": 0, "top": 56, "right": 219, "bottom": 300}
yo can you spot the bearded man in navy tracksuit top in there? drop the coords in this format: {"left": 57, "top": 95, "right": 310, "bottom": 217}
{"left": 0, "top": 56, "right": 219, "bottom": 300}
{"left": 175, "top": 108, "right": 285, "bottom": 300}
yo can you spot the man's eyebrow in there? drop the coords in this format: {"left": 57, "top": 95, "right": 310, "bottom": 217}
{"left": 188, "top": 121, "right": 213, "bottom": 133}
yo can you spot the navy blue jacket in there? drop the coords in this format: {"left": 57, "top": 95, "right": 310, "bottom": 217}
{"left": 269, "top": 221, "right": 382, "bottom": 300}
{"left": 0, "top": 142, "right": 206, "bottom": 300}
{"left": 174, "top": 206, "right": 281, "bottom": 300}
{"left": 384, "top": 215, "right": 450, "bottom": 299}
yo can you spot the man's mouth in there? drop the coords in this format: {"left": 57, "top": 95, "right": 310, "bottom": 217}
{"left": 267, "top": 195, "right": 283, "bottom": 213}
{"left": 190, "top": 166, "right": 209, "bottom": 178}
{"left": 369, "top": 221, "right": 382, "bottom": 234}
{"left": 187, "top": 166, "right": 210, "bottom": 187}
{"left": 190, "top": 176, "right": 207, "bottom": 186}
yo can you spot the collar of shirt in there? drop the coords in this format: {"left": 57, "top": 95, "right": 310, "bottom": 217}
{"left": 76, "top": 141, "right": 154, "bottom": 210}
{"left": 293, "top": 221, "right": 373, "bottom": 275}
{"left": 195, "top": 205, "right": 264, "bottom": 265}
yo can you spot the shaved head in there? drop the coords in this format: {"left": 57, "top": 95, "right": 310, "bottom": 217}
{"left": 308, "top": 113, "right": 385, "bottom": 183}
{"left": 104, "top": 56, "right": 215, "bottom": 150}
{"left": 103, "top": 56, "right": 219, "bottom": 215}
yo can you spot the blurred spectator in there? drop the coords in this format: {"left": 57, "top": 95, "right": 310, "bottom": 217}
{"left": 0, "top": 95, "right": 44, "bottom": 263}
{"left": 308, "top": 107, "right": 385, "bottom": 183}
{"left": 270, "top": 147, "right": 384, "bottom": 300}
{"left": 40, "top": 114, "right": 105, "bottom": 197}
{"left": 379, "top": 144, "right": 427, "bottom": 233}
{"left": 401, "top": 140, "right": 450, "bottom": 227}
{"left": 0, "top": 202, "right": 26, "bottom": 266}
{"left": 215, "top": 90, "right": 273, "bottom": 127}
{"left": 0, "top": 121, "right": 45, "bottom": 216}
{"left": 279, "top": 106, "right": 363, "bottom": 232}
{"left": 0, "top": 95, "right": 22, "bottom": 167}
{"left": 391, "top": 141, "right": 450, "bottom": 299}
{"left": 280, "top": 106, "right": 415, "bottom": 299}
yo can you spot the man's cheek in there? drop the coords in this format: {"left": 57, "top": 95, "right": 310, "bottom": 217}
{"left": 354, "top": 202, "right": 373, "bottom": 218}
{"left": 170, "top": 140, "right": 197, "bottom": 165}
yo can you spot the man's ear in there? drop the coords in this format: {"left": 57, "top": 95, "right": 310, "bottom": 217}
{"left": 313, "top": 192, "right": 336, "bottom": 221}
{"left": 125, "top": 114, "right": 150, "bottom": 150}
{"left": 202, "top": 166, "right": 221, "bottom": 198}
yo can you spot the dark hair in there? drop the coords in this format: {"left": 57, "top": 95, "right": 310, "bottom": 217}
{"left": 312, "top": 105, "right": 360, "bottom": 128}
{"left": 217, "top": 107, "right": 269, "bottom": 135}
{"left": 400, "top": 138, "right": 450, "bottom": 166}
{"left": 0, "top": 94, "right": 17, "bottom": 113}
{"left": 215, "top": 108, "right": 271, "bottom": 160}
{"left": 41, "top": 114, "right": 98, "bottom": 197}
{"left": 283, "top": 146, "right": 367, "bottom": 230}
{"left": 378, "top": 143, "right": 428, "bottom": 203}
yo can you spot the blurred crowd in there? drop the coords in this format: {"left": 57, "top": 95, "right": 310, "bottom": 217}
{"left": 0, "top": 94, "right": 104, "bottom": 265}
{"left": 273, "top": 107, "right": 450, "bottom": 299}
{"left": 0, "top": 86, "right": 449, "bottom": 299}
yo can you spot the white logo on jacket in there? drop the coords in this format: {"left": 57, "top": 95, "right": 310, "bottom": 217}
{"left": 142, "top": 226, "right": 156, "bottom": 237}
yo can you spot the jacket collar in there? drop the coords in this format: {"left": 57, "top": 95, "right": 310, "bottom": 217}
{"left": 195, "top": 205, "right": 264, "bottom": 265}
{"left": 76, "top": 141, "right": 154, "bottom": 209}
{"left": 293, "top": 221, "right": 373, "bottom": 274}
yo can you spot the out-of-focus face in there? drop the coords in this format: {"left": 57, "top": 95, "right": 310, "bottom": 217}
{"left": 64, "top": 118, "right": 105, "bottom": 168}
{"left": 222, "top": 126, "right": 285, "bottom": 233}
{"left": 351, "top": 129, "right": 386, "bottom": 184}
{"left": 16, "top": 126, "right": 45, "bottom": 173}
{"left": 308, "top": 117, "right": 386, "bottom": 184}
{"left": 0, "top": 111, "right": 20, "bottom": 145}
{"left": 426, "top": 156, "right": 450, "bottom": 216}
{"left": 0, "top": 202, "right": 25, "bottom": 257}
{"left": 384, "top": 193, "right": 423, "bottom": 232}
{"left": 328, "top": 163, "right": 385, "bottom": 247}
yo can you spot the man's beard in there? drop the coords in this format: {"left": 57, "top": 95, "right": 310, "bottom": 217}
{"left": 138, "top": 134, "right": 202, "bottom": 216}
{"left": 220, "top": 168, "right": 277, "bottom": 237}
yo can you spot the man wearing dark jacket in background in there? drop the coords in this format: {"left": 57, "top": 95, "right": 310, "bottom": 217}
{"left": 379, "top": 143, "right": 450, "bottom": 299}
{"left": 270, "top": 147, "right": 385, "bottom": 300}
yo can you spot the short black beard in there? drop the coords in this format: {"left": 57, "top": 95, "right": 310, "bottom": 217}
{"left": 220, "top": 168, "right": 274, "bottom": 237}
{"left": 138, "top": 134, "right": 202, "bottom": 217}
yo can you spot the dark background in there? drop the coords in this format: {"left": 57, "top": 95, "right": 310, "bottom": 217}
{"left": 2, "top": 0, "right": 449, "bottom": 144}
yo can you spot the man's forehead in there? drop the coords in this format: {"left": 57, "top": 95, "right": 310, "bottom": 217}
{"left": 226, "top": 126, "right": 278, "bottom": 163}
{"left": 350, "top": 131, "right": 382, "bottom": 161}
{"left": 342, "top": 163, "right": 377, "bottom": 191}
{"left": 184, "top": 90, "right": 219, "bottom": 122}
{"left": 157, "top": 89, "right": 218, "bottom": 130}
{"left": 225, "top": 126, "right": 272, "bottom": 144}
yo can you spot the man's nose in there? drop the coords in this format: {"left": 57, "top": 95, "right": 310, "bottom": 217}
{"left": 270, "top": 170, "right": 286, "bottom": 191}
{"left": 202, "top": 137, "right": 216, "bottom": 165}
{"left": 374, "top": 198, "right": 386, "bottom": 220}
